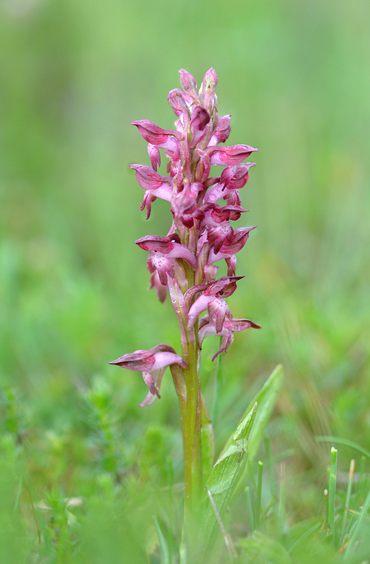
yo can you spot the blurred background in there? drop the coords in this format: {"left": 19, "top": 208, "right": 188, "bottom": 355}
{"left": 0, "top": 0, "right": 369, "bottom": 516}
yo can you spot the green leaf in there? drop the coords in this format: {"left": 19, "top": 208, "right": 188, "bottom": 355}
{"left": 199, "top": 402, "right": 257, "bottom": 551}
{"left": 239, "top": 364, "right": 283, "bottom": 491}
{"left": 198, "top": 365, "right": 283, "bottom": 554}
{"left": 198, "top": 365, "right": 283, "bottom": 555}
{"left": 223, "top": 364, "right": 283, "bottom": 464}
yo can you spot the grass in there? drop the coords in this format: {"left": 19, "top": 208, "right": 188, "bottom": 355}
{"left": 1, "top": 0, "right": 370, "bottom": 561}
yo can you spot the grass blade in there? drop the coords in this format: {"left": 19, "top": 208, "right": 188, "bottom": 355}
{"left": 152, "top": 515, "right": 170, "bottom": 564}
{"left": 315, "top": 437, "right": 370, "bottom": 460}
{"left": 328, "top": 447, "right": 337, "bottom": 540}
{"left": 344, "top": 487, "right": 370, "bottom": 557}
{"left": 340, "top": 459, "right": 355, "bottom": 548}
{"left": 245, "top": 486, "right": 255, "bottom": 533}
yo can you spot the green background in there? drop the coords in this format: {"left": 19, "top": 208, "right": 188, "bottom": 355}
{"left": 1, "top": 0, "right": 369, "bottom": 527}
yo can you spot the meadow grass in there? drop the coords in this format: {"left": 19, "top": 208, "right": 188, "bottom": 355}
{"left": 1, "top": 0, "right": 370, "bottom": 561}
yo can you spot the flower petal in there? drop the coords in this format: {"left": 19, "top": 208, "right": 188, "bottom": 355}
{"left": 149, "top": 271, "right": 168, "bottom": 303}
{"left": 130, "top": 164, "right": 172, "bottom": 191}
{"left": 132, "top": 119, "right": 180, "bottom": 144}
{"left": 207, "top": 145, "right": 258, "bottom": 166}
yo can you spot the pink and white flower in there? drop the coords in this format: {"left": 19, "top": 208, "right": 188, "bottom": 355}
{"left": 110, "top": 344, "right": 187, "bottom": 406}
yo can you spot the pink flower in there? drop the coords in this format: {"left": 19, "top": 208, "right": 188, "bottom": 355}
{"left": 147, "top": 252, "right": 175, "bottom": 285}
{"left": 207, "top": 222, "right": 234, "bottom": 254}
{"left": 130, "top": 165, "right": 172, "bottom": 194}
{"left": 131, "top": 119, "right": 180, "bottom": 149}
{"left": 110, "top": 344, "right": 187, "bottom": 406}
{"left": 209, "top": 114, "right": 231, "bottom": 146}
{"left": 207, "top": 144, "right": 258, "bottom": 166}
{"left": 199, "top": 316, "right": 261, "bottom": 360}
{"left": 187, "top": 276, "right": 242, "bottom": 329}
{"left": 130, "top": 164, "right": 172, "bottom": 219}
{"left": 171, "top": 182, "right": 205, "bottom": 228}
{"left": 201, "top": 204, "right": 247, "bottom": 225}
{"left": 208, "top": 226, "right": 257, "bottom": 265}
{"left": 220, "top": 163, "right": 256, "bottom": 190}
{"left": 135, "top": 234, "right": 197, "bottom": 270}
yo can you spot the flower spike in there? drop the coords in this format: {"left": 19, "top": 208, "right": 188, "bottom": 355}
{"left": 119, "top": 68, "right": 259, "bottom": 412}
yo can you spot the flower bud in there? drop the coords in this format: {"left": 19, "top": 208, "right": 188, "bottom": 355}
{"left": 179, "top": 69, "right": 199, "bottom": 104}
{"left": 168, "top": 89, "right": 189, "bottom": 117}
{"left": 199, "top": 68, "right": 218, "bottom": 112}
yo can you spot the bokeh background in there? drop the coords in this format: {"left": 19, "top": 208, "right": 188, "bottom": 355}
{"left": 1, "top": 0, "right": 370, "bottom": 522}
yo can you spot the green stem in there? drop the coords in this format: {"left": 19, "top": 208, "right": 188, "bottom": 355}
{"left": 172, "top": 260, "right": 203, "bottom": 552}
{"left": 181, "top": 326, "right": 202, "bottom": 516}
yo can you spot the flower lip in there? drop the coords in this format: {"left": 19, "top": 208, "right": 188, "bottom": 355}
{"left": 150, "top": 271, "right": 168, "bottom": 303}
{"left": 147, "top": 252, "right": 175, "bottom": 285}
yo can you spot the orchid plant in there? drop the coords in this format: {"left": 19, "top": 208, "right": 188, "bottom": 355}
{"left": 110, "top": 69, "right": 265, "bottom": 550}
